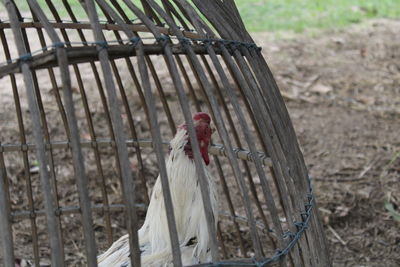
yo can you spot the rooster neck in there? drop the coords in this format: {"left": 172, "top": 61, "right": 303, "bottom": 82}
{"left": 168, "top": 128, "right": 210, "bottom": 165}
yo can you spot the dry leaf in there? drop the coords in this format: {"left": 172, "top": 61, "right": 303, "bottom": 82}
{"left": 335, "top": 206, "right": 350, "bottom": 217}
{"left": 310, "top": 83, "right": 332, "bottom": 94}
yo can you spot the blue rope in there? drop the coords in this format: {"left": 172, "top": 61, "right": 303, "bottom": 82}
{"left": 18, "top": 54, "right": 33, "bottom": 63}
{"left": 129, "top": 37, "right": 141, "bottom": 46}
{"left": 177, "top": 37, "right": 192, "bottom": 46}
{"left": 156, "top": 34, "right": 170, "bottom": 48}
{"left": 52, "top": 42, "right": 65, "bottom": 48}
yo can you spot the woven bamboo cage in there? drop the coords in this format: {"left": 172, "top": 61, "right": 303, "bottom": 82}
{"left": 0, "top": 0, "right": 331, "bottom": 266}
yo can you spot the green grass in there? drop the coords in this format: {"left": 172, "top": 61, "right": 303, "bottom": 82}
{"left": 235, "top": 0, "right": 400, "bottom": 32}
{"left": 13, "top": 1, "right": 112, "bottom": 20}
{"left": 7, "top": 0, "right": 400, "bottom": 33}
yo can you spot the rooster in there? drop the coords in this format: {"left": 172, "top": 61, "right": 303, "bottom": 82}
{"left": 98, "top": 112, "right": 218, "bottom": 266}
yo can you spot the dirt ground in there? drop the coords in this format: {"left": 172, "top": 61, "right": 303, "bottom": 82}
{"left": 254, "top": 19, "right": 400, "bottom": 266}
{"left": 1, "top": 18, "right": 399, "bottom": 266}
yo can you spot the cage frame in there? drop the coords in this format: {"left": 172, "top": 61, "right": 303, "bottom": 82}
{"left": 0, "top": 0, "right": 331, "bottom": 266}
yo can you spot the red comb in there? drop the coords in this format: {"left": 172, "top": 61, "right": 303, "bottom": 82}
{"left": 193, "top": 112, "right": 211, "bottom": 124}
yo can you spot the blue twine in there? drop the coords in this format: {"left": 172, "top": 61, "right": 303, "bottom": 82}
{"left": 156, "top": 34, "right": 170, "bottom": 48}
{"left": 177, "top": 37, "right": 192, "bottom": 46}
{"left": 18, "top": 53, "right": 33, "bottom": 63}
{"left": 94, "top": 40, "right": 109, "bottom": 49}
{"left": 52, "top": 42, "right": 65, "bottom": 48}
{"left": 229, "top": 41, "right": 242, "bottom": 51}
{"left": 129, "top": 37, "right": 141, "bottom": 46}
{"left": 201, "top": 39, "right": 214, "bottom": 47}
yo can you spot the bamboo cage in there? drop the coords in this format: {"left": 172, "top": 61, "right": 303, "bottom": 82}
{"left": 0, "top": 0, "right": 331, "bottom": 266}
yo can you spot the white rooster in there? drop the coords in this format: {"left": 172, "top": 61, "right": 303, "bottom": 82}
{"left": 98, "top": 112, "right": 219, "bottom": 266}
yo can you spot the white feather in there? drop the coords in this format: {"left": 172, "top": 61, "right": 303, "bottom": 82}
{"left": 98, "top": 128, "right": 218, "bottom": 266}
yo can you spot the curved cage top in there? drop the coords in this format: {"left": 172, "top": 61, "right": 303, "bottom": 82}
{"left": 0, "top": 0, "right": 330, "bottom": 266}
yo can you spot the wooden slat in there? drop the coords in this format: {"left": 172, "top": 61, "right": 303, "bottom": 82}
{"left": 238, "top": 48, "right": 314, "bottom": 266}
{"left": 174, "top": 1, "right": 278, "bottom": 260}
{"left": 201, "top": 53, "right": 277, "bottom": 248}
{"left": 0, "top": 44, "right": 222, "bottom": 78}
{"left": 0, "top": 22, "right": 41, "bottom": 267}
{"left": 11, "top": 203, "right": 145, "bottom": 220}
{"left": 97, "top": 1, "right": 184, "bottom": 265}
{"left": 27, "top": 1, "right": 98, "bottom": 265}
{"left": 234, "top": 50, "right": 304, "bottom": 266}
{"left": 0, "top": 146, "right": 15, "bottom": 267}
{"left": 3, "top": 1, "right": 64, "bottom": 266}
{"left": 147, "top": 0, "right": 264, "bottom": 261}
{"left": 0, "top": 140, "right": 271, "bottom": 165}
{"left": 213, "top": 156, "right": 247, "bottom": 256}
{"left": 245, "top": 49, "right": 331, "bottom": 265}
{"left": 205, "top": 45, "right": 282, "bottom": 246}
{"left": 11, "top": 205, "right": 268, "bottom": 234}
{"left": 186, "top": 3, "right": 300, "bottom": 265}
{"left": 125, "top": 0, "right": 221, "bottom": 263}
{"left": 187, "top": 2, "right": 302, "bottom": 266}
{"left": 82, "top": 0, "right": 142, "bottom": 265}
{"left": 58, "top": 0, "right": 119, "bottom": 246}
{"left": 98, "top": 1, "right": 156, "bottom": 209}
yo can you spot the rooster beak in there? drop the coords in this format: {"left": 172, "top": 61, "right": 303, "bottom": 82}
{"left": 211, "top": 127, "right": 216, "bottom": 135}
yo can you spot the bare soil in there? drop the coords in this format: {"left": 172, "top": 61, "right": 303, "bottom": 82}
{"left": 255, "top": 19, "right": 400, "bottom": 266}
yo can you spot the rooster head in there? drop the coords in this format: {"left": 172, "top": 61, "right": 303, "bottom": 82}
{"left": 178, "top": 112, "right": 213, "bottom": 165}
